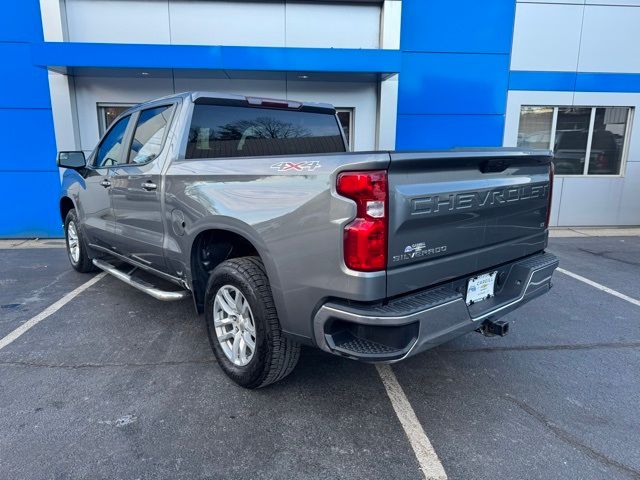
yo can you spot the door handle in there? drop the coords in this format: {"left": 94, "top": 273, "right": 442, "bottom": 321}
{"left": 142, "top": 181, "right": 157, "bottom": 191}
{"left": 100, "top": 179, "right": 111, "bottom": 188}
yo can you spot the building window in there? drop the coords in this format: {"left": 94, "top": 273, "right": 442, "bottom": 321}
{"left": 97, "top": 103, "right": 135, "bottom": 136}
{"left": 336, "top": 108, "right": 354, "bottom": 150}
{"left": 517, "top": 106, "right": 632, "bottom": 176}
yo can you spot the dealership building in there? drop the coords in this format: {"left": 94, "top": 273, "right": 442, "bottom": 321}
{"left": 2, "top": 0, "right": 639, "bottom": 237}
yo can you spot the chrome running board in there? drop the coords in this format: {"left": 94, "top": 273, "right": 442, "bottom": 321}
{"left": 92, "top": 259, "right": 189, "bottom": 301}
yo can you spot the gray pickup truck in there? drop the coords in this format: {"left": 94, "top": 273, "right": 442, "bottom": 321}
{"left": 57, "top": 92, "right": 558, "bottom": 388}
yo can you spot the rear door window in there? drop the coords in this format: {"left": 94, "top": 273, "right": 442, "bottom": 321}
{"left": 128, "top": 105, "right": 174, "bottom": 164}
{"left": 186, "top": 104, "right": 345, "bottom": 159}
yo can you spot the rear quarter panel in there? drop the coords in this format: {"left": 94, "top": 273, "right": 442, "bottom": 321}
{"left": 163, "top": 151, "right": 390, "bottom": 340}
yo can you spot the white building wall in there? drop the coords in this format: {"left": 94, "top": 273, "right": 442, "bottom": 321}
{"left": 579, "top": 5, "right": 640, "bottom": 73}
{"left": 511, "top": 3, "right": 583, "bottom": 72}
{"left": 52, "top": 0, "right": 390, "bottom": 156}
{"left": 507, "top": 0, "right": 640, "bottom": 226}
{"left": 65, "top": 0, "right": 172, "bottom": 44}
{"left": 512, "top": 0, "right": 640, "bottom": 74}
{"left": 284, "top": 3, "right": 381, "bottom": 49}
{"left": 505, "top": 89, "right": 640, "bottom": 227}
{"left": 63, "top": 0, "right": 382, "bottom": 49}
{"left": 73, "top": 73, "right": 379, "bottom": 154}
{"left": 169, "top": 2, "right": 285, "bottom": 47}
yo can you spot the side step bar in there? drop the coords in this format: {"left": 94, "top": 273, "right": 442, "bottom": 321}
{"left": 92, "top": 259, "right": 189, "bottom": 301}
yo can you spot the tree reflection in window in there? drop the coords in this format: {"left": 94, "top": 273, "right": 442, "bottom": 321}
{"left": 186, "top": 104, "right": 345, "bottom": 159}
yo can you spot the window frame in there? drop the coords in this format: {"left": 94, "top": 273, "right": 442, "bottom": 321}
{"left": 123, "top": 103, "right": 178, "bottom": 167}
{"left": 336, "top": 107, "right": 355, "bottom": 151}
{"left": 518, "top": 105, "right": 634, "bottom": 178}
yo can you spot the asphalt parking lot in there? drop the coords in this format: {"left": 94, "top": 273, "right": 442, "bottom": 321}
{"left": 1, "top": 235, "right": 639, "bottom": 480}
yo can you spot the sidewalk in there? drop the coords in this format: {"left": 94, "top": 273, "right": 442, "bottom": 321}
{"left": 549, "top": 227, "right": 640, "bottom": 238}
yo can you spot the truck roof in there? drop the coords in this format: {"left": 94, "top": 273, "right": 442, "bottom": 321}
{"left": 129, "top": 91, "right": 336, "bottom": 114}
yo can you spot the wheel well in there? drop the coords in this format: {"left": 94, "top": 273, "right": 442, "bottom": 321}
{"left": 190, "top": 229, "right": 260, "bottom": 313}
{"left": 60, "top": 197, "right": 74, "bottom": 223}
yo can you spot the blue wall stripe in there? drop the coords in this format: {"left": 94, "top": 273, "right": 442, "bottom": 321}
{"left": 509, "top": 71, "right": 577, "bottom": 91}
{"left": 575, "top": 73, "right": 640, "bottom": 93}
{"left": 32, "top": 42, "right": 402, "bottom": 74}
{"left": 510, "top": 71, "right": 640, "bottom": 93}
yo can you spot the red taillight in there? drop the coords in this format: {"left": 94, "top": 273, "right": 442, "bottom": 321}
{"left": 546, "top": 162, "right": 555, "bottom": 228}
{"left": 337, "top": 170, "right": 388, "bottom": 271}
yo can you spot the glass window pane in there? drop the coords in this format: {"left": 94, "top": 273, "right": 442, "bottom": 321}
{"left": 517, "top": 106, "right": 553, "bottom": 149}
{"left": 95, "top": 115, "right": 130, "bottom": 167}
{"left": 553, "top": 107, "right": 591, "bottom": 175}
{"left": 186, "top": 104, "right": 346, "bottom": 159}
{"left": 128, "top": 105, "right": 174, "bottom": 164}
{"left": 588, "top": 107, "right": 628, "bottom": 175}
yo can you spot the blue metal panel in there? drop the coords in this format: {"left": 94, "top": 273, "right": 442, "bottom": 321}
{"left": 0, "top": 2, "right": 58, "bottom": 238}
{"left": 0, "top": 43, "right": 51, "bottom": 109}
{"left": 396, "top": 114, "right": 505, "bottom": 150}
{"left": 509, "top": 71, "right": 640, "bottom": 93}
{"left": 395, "top": 0, "right": 515, "bottom": 150}
{"left": 0, "top": 171, "right": 62, "bottom": 237}
{"left": 575, "top": 73, "right": 640, "bottom": 93}
{"left": 509, "top": 71, "right": 577, "bottom": 91}
{"left": 0, "top": 109, "right": 57, "bottom": 172}
{"left": 400, "top": 0, "right": 516, "bottom": 54}
{"left": 398, "top": 53, "right": 510, "bottom": 116}
{"left": 32, "top": 42, "right": 402, "bottom": 74}
{"left": 0, "top": 0, "right": 43, "bottom": 43}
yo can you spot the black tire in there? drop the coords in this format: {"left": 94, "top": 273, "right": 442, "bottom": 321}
{"left": 204, "top": 256, "right": 300, "bottom": 388}
{"left": 64, "top": 209, "right": 96, "bottom": 273}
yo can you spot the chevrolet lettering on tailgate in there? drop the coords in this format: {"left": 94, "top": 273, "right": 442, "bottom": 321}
{"left": 411, "top": 183, "right": 550, "bottom": 215}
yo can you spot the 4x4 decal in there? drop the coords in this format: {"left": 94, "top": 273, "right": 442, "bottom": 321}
{"left": 270, "top": 161, "right": 321, "bottom": 172}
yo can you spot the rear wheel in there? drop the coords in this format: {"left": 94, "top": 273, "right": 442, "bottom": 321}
{"left": 64, "top": 209, "right": 96, "bottom": 273}
{"left": 204, "top": 256, "right": 300, "bottom": 388}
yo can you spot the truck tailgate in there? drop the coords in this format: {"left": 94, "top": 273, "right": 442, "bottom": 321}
{"left": 387, "top": 149, "right": 553, "bottom": 296}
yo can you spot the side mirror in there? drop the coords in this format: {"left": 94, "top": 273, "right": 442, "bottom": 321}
{"left": 57, "top": 151, "right": 86, "bottom": 169}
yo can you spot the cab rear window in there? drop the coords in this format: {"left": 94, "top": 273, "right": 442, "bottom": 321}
{"left": 186, "top": 104, "right": 346, "bottom": 159}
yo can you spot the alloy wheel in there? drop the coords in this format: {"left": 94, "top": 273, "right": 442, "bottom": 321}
{"left": 213, "top": 285, "right": 257, "bottom": 366}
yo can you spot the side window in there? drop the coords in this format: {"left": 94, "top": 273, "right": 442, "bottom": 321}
{"left": 94, "top": 115, "right": 131, "bottom": 168}
{"left": 128, "top": 105, "right": 174, "bottom": 164}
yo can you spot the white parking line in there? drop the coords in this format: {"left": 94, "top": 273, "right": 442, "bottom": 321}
{"left": 557, "top": 267, "right": 640, "bottom": 308}
{"left": 376, "top": 364, "right": 448, "bottom": 480}
{"left": 0, "top": 273, "right": 106, "bottom": 351}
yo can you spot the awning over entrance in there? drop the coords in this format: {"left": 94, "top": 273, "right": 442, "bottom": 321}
{"left": 31, "top": 42, "right": 401, "bottom": 80}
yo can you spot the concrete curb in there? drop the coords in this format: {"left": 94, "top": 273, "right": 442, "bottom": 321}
{"left": 549, "top": 227, "right": 640, "bottom": 238}
{"left": 0, "top": 239, "right": 66, "bottom": 249}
